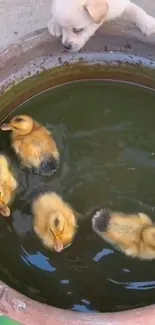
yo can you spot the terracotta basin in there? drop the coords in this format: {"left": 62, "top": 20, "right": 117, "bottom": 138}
{"left": 0, "top": 24, "right": 155, "bottom": 325}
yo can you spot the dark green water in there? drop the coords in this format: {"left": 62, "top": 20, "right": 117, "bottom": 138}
{"left": 1, "top": 80, "right": 155, "bottom": 312}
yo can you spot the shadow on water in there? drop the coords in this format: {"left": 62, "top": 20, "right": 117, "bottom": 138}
{"left": 1, "top": 80, "right": 155, "bottom": 312}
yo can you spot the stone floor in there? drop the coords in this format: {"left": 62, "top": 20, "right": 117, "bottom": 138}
{"left": 0, "top": 0, "right": 155, "bottom": 51}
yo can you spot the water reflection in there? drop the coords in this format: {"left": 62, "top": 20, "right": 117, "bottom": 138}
{"left": 72, "top": 303, "right": 97, "bottom": 312}
{"left": 109, "top": 278, "right": 155, "bottom": 290}
{"left": 93, "top": 248, "right": 114, "bottom": 262}
{"left": 126, "top": 281, "right": 155, "bottom": 290}
{"left": 60, "top": 279, "right": 70, "bottom": 284}
{"left": 21, "top": 248, "right": 56, "bottom": 272}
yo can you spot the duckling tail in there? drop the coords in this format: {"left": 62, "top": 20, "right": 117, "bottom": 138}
{"left": 34, "top": 156, "right": 59, "bottom": 177}
{"left": 141, "top": 225, "right": 155, "bottom": 247}
{"left": 92, "top": 208, "right": 111, "bottom": 234}
{"left": 0, "top": 200, "right": 10, "bottom": 217}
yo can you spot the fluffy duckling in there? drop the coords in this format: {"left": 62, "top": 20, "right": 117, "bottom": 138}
{"left": 0, "top": 154, "right": 18, "bottom": 217}
{"left": 92, "top": 208, "right": 155, "bottom": 260}
{"left": 32, "top": 192, "right": 78, "bottom": 252}
{"left": 1, "top": 115, "right": 60, "bottom": 176}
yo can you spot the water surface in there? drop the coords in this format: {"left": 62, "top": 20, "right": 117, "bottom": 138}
{"left": 1, "top": 80, "right": 155, "bottom": 312}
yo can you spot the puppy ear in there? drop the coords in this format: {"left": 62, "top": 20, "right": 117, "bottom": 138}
{"left": 84, "top": 0, "right": 109, "bottom": 24}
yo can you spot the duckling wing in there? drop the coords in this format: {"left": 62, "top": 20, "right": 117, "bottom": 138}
{"left": 25, "top": 138, "right": 58, "bottom": 176}
{"left": 0, "top": 155, "right": 10, "bottom": 183}
{"left": 16, "top": 127, "right": 59, "bottom": 175}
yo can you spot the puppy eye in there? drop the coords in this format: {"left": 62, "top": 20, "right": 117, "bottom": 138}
{"left": 72, "top": 28, "right": 84, "bottom": 34}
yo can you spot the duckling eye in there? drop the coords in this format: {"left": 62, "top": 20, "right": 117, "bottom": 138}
{"left": 14, "top": 117, "right": 23, "bottom": 123}
{"left": 54, "top": 217, "right": 60, "bottom": 228}
{"left": 54, "top": 217, "right": 65, "bottom": 234}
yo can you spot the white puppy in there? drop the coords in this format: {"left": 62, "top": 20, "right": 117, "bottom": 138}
{"left": 47, "top": 0, "right": 155, "bottom": 52}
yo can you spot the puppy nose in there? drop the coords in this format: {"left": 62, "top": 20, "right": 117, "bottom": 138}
{"left": 63, "top": 42, "right": 72, "bottom": 50}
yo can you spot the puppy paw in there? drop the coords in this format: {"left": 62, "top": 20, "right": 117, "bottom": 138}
{"left": 47, "top": 18, "right": 62, "bottom": 38}
{"left": 139, "top": 16, "right": 155, "bottom": 36}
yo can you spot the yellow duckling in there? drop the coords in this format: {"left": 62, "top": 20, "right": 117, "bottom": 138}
{"left": 32, "top": 192, "right": 78, "bottom": 252}
{"left": 0, "top": 154, "right": 18, "bottom": 217}
{"left": 1, "top": 115, "right": 60, "bottom": 176}
{"left": 92, "top": 208, "right": 155, "bottom": 260}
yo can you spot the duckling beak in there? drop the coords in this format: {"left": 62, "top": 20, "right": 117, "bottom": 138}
{"left": 0, "top": 203, "right": 10, "bottom": 217}
{"left": 1, "top": 123, "right": 12, "bottom": 131}
{"left": 54, "top": 239, "right": 63, "bottom": 253}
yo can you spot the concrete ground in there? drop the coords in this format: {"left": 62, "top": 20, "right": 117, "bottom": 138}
{"left": 0, "top": 0, "right": 155, "bottom": 51}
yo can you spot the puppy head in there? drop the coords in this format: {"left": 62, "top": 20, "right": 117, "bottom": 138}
{"left": 84, "top": 0, "right": 109, "bottom": 24}
{"left": 51, "top": 0, "right": 109, "bottom": 51}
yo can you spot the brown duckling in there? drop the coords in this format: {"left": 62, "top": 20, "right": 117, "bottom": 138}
{"left": 32, "top": 192, "right": 78, "bottom": 253}
{"left": 92, "top": 208, "right": 155, "bottom": 260}
{"left": 1, "top": 115, "right": 60, "bottom": 176}
{"left": 0, "top": 154, "right": 18, "bottom": 217}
